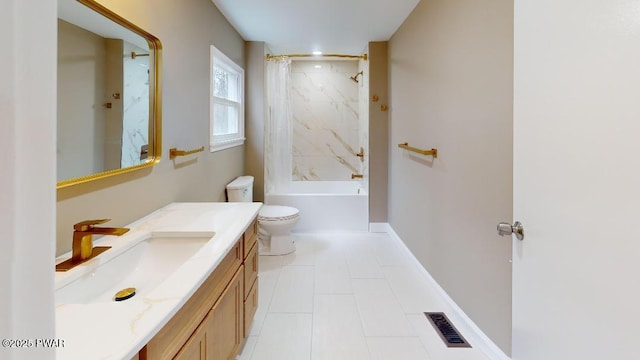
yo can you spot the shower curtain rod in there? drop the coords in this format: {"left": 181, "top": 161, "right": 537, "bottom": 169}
{"left": 266, "top": 53, "right": 368, "bottom": 61}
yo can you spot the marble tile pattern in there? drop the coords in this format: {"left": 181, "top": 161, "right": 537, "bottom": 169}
{"left": 121, "top": 42, "right": 150, "bottom": 168}
{"left": 238, "top": 232, "right": 492, "bottom": 360}
{"left": 290, "top": 61, "right": 362, "bottom": 181}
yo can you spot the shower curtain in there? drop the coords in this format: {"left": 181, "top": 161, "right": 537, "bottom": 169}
{"left": 265, "top": 58, "right": 293, "bottom": 194}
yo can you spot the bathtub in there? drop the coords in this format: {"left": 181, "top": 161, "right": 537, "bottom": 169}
{"left": 265, "top": 181, "right": 368, "bottom": 232}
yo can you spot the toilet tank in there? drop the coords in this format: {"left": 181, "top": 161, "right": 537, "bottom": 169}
{"left": 226, "top": 176, "right": 254, "bottom": 202}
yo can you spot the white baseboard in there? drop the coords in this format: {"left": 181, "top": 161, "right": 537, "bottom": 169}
{"left": 385, "top": 225, "right": 511, "bottom": 360}
{"left": 368, "top": 222, "right": 390, "bottom": 233}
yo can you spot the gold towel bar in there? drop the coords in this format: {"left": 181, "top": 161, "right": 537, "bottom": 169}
{"left": 169, "top": 146, "right": 205, "bottom": 160}
{"left": 398, "top": 142, "right": 438, "bottom": 158}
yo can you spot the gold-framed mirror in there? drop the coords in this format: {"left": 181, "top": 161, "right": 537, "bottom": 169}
{"left": 56, "top": 0, "right": 162, "bottom": 188}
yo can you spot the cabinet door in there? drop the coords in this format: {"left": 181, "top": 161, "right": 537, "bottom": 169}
{"left": 207, "top": 266, "right": 244, "bottom": 360}
{"left": 244, "top": 280, "right": 258, "bottom": 338}
{"left": 143, "top": 241, "right": 242, "bottom": 360}
{"left": 174, "top": 314, "right": 208, "bottom": 360}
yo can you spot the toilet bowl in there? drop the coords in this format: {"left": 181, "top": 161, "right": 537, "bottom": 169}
{"left": 257, "top": 205, "right": 299, "bottom": 255}
{"left": 226, "top": 176, "right": 299, "bottom": 256}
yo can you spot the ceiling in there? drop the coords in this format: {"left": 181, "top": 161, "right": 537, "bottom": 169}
{"left": 211, "top": 0, "right": 421, "bottom": 55}
{"left": 59, "top": 0, "right": 148, "bottom": 49}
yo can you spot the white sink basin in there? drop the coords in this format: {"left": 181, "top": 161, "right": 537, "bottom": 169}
{"left": 55, "top": 231, "right": 214, "bottom": 304}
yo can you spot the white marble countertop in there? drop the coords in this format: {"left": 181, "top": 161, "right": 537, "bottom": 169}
{"left": 54, "top": 202, "right": 262, "bottom": 360}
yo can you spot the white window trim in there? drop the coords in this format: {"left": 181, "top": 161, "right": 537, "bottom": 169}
{"left": 210, "top": 45, "right": 245, "bottom": 152}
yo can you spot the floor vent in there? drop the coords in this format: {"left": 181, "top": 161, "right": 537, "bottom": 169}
{"left": 424, "top": 312, "right": 471, "bottom": 348}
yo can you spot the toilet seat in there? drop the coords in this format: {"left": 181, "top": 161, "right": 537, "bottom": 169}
{"left": 258, "top": 205, "right": 299, "bottom": 222}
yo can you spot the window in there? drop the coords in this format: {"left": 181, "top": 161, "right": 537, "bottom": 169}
{"left": 210, "top": 46, "right": 244, "bottom": 151}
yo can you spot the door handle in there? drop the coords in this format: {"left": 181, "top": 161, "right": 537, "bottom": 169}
{"left": 497, "top": 221, "right": 524, "bottom": 240}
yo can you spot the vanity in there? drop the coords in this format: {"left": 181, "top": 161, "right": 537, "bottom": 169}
{"left": 54, "top": 2, "right": 260, "bottom": 357}
{"left": 55, "top": 202, "right": 261, "bottom": 360}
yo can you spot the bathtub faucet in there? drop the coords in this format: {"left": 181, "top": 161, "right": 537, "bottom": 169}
{"left": 351, "top": 173, "right": 364, "bottom": 179}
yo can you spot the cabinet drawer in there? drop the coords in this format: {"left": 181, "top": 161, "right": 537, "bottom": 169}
{"left": 142, "top": 241, "right": 242, "bottom": 360}
{"left": 243, "top": 280, "right": 258, "bottom": 338}
{"left": 243, "top": 242, "right": 258, "bottom": 300}
{"left": 243, "top": 219, "right": 257, "bottom": 259}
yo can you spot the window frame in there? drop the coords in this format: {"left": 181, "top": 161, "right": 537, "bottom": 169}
{"left": 210, "top": 45, "right": 245, "bottom": 152}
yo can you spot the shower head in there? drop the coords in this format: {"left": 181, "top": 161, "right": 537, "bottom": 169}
{"left": 350, "top": 71, "right": 364, "bottom": 83}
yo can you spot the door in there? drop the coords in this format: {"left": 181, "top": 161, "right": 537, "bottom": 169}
{"left": 512, "top": 0, "right": 640, "bottom": 359}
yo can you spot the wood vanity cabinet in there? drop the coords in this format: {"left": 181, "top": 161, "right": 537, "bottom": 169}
{"left": 242, "top": 219, "right": 259, "bottom": 338}
{"left": 140, "top": 218, "right": 259, "bottom": 360}
{"left": 174, "top": 269, "right": 243, "bottom": 360}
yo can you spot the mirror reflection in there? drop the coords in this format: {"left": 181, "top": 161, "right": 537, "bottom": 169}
{"left": 57, "top": 0, "right": 161, "bottom": 187}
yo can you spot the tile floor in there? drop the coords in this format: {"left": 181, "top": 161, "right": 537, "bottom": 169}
{"left": 237, "top": 232, "right": 491, "bottom": 360}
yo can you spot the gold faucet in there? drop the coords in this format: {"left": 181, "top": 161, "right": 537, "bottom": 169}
{"left": 351, "top": 173, "right": 364, "bottom": 179}
{"left": 56, "top": 219, "right": 129, "bottom": 272}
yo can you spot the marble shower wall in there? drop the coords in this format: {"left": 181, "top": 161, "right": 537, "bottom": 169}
{"left": 121, "top": 42, "right": 150, "bottom": 168}
{"left": 291, "top": 60, "right": 362, "bottom": 181}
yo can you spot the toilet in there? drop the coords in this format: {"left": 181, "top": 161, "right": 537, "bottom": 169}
{"left": 226, "top": 176, "right": 298, "bottom": 255}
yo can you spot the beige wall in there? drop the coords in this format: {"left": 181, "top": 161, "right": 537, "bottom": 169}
{"left": 56, "top": 0, "right": 246, "bottom": 255}
{"left": 368, "top": 42, "right": 388, "bottom": 222}
{"left": 103, "top": 38, "right": 124, "bottom": 172}
{"left": 245, "top": 42, "right": 266, "bottom": 201}
{"left": 388, "top": 0, "right": 513, "bottom": 354}
{"left": 57, "top": 20, "right": 108, "bottom": 180}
